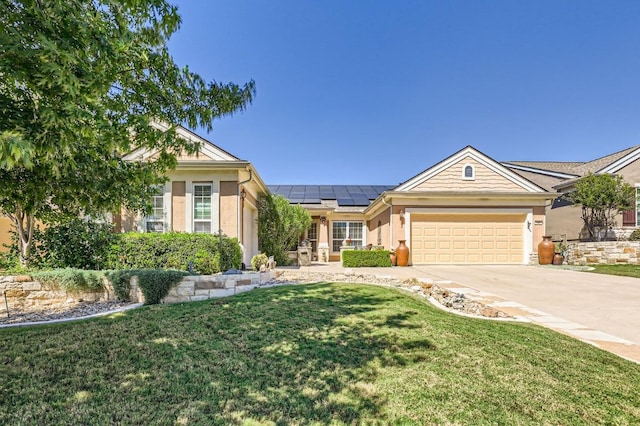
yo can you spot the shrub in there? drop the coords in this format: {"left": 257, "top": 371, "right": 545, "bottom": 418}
{"left": 32, "top": 269, "right": 105, "bottom": 292}
{"left": 107, "top": 232, "right": 241, "bottom": 274}
{"left": 257, "top": 194, "right": 311, "bottom": 266}
{"left": 251, "top": 253, "right": 268, "bottom": 271}
{"left": 30, "top": 218, "right": 115, "bottom": 270}
{"left": 104, "top": 269, "right": 187, "bottom": 305}
{"left": 342, "top": 250, "right": 392, "bottom": 267}
{"left": 629, "top": 229, "right": 640, "bottom": 241}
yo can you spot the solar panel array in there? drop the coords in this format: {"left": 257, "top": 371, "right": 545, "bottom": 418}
{"left": 268, "top": 185, "right": 394, "bottom": 206}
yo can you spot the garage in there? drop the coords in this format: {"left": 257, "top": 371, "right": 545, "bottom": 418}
{"left": 410, "top": 213, "right": 526, "bottom": 264}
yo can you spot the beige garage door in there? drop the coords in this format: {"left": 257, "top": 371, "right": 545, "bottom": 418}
{"left": 411, "top": 214, "right": 525, "bottom": 264}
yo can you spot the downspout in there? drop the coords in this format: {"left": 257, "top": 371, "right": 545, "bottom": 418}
{"left": 381, "top": 195, "right": 393, "bottom": 249}
{"left": 237, "top": 166, "right": 253, "bottom": 244}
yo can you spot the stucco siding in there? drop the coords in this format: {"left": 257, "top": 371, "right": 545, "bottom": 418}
{"left": 367, "top": 207, "right": 390, "bottom": 249}
{"left": 615, "top": 161, "right": 640, "bottom": 185}
{"left": 171, "top": 181, "right": 186, "bottom": 232}
{"left": 219, "top": 181, "right": 238, "bottom": 238}
{"left": 412, "top": 157, "right": 523, "bottom": 192}
{"left": 0, "top": 217, "right": 12, "bottom": 252}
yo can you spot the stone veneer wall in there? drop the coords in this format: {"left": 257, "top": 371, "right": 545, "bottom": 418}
{"left": 159, "top": 271, "right": 278, "bottom": 304}
{"left": 566, "top": 241, "right": 640, "bottom": 265}
{"left": 0, "top": 275, "right": 115, "bottom": 310}
{"left": 1, "top": 271, "right": 279, "bottom": 309}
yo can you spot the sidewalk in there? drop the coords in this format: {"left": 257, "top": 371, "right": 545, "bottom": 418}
{"left": 284, "top": 262, "right": 640, "bottom": 364}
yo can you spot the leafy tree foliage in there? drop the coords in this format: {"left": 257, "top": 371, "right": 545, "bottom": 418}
{"left": 257, "top": 194, "right": 312, "bottom": 265}
{"left": 0, "top": 0, "right": 255, "bottom": 264}
{"left": 569, "top": 173, "right": 634, "bottom": 241}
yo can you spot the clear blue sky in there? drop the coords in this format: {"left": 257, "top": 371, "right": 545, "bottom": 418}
{"left": 167, "top": 1, "right": 640, "bottom": 185}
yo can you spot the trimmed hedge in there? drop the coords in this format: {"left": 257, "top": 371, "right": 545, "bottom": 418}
{"left": 107, "top": 233, "right": 242, "bottom": 274}
{"left": 32, "top": 269, "right": 105, "bottom": 292}
{"left": 105, "top": 269, "right": 187, "bottom": 305}
{"left": 342, "top": 250, "right": 392, "bottom": 267}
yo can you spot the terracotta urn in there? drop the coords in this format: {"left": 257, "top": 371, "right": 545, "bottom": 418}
{"left": 552, "top": 253, "right": 564, "bottom": 265}
{"left": 538, "top": 236, "right": 555, "bottom": 265}
{"left": 390, "top": 251, "right": 397, "bottom": 266}
{"left": 396, "top": 240, "right": 410, "bottom": 267}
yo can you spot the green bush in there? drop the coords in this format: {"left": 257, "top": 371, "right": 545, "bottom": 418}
{"left": 629, "top": 229, "right": 640, "bottom": 241}
{"left": 251, "top": 253, "right": 268, "bottom": 271}
{"left": 30, "top": 218, "right": 115, "bottom": 270}
{"left": 107, "top": 232, "right": 241, "bottom": 274}
{"left": 104, "top": 269, "right": 187, "bottom": 305}
{"left": 32, "top": 269, "right": 105, "bottom": 292}
{"left": 342, "top": 250, "right": 392, "bottom": 267}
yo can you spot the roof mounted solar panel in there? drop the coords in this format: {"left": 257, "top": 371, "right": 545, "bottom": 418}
{"left": 336, "top": 198, "right": 356, "bottom": 206}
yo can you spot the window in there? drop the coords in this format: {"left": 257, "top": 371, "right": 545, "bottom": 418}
{"left": 332, "top": 221, "right": 364, "bottom": 252}
{"left": 146, "top": 186, "right": 165, "bottom": 232}
{"left": 194, "top": 183, "right": 212, "bottom": 233}
{"left": 307, "top": 222, "right": 318, "bottom": 252}
{"left": 462, "top": 164, "right": 475, "bottom": 180}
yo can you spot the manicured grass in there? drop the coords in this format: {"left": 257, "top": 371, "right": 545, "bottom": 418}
{"left": 589, "top": 264, "right": 640, "bottom": 278}
{"left": 1, "top": 283, "right": 639, "bottom": 425}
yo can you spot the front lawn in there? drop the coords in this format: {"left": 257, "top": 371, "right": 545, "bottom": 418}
{"left": 1, "top": 283, "right": 639, "bottom": 424}
{"left": 588, "top": 264, "right": 640, "bottom": 278}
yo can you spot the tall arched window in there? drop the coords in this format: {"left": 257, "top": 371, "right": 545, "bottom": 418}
{"left": 377, "top": 220, "right": 382, "bottom": 245}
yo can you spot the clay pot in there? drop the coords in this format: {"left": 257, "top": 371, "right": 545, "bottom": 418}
{"left": 390, "top": 252, "right": 397, "bottom": 266}
{"left": 396, "top": 240, "right": 410, "bottom": 267}
{"left": 538, "top": 236, "right": 555, "bottom": 265}
{"left": 552, "top": 253, "right": 564, "bottom": 265}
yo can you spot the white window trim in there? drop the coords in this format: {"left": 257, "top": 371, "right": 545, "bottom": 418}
{"left": 331, "top": 221, "right": 366, "bottom": 252}
{"left": 462, "top": 164, "right": 475, "bottom": 180}
{"left": 142, "top": 183, "right": 170, "bottom": 233}
{"left": 193, "top": 182, "right": 214, "bottom": 234}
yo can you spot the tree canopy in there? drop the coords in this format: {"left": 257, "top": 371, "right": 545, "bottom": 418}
{"left": 569, "top": 173, "right": 634, "bottom": 241}
{"left": 0, "top": 0, "right": 255, "bottom": 263}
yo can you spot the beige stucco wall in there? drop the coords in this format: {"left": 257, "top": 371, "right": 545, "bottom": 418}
{"left": 219, "top": 181, "right": 238, "bottom": 238}
{"left": 413, "top": 157, "right": 523, "bottom": 192}
{"left": 0, "top": 217, "right": 13, "bottom": 252}
{"left": 532, "top": 206, "right": 546, "bottom": 251}
{"left": 367, "top": 207, "right": 391, "bottom": 248}
{"left": 172, "top": 181, "right": 186, "bottom": 232}
{"left": 615, "top": 161, "right": 640, "bottom": 185}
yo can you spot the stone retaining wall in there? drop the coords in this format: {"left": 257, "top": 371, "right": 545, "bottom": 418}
{"left": 160, "top": 271, "right": 278, "bottom": 303}
{"left": 566, "top": 241, "right": 640, "bottom": 265}
{"left": 1, "top": 271, "right": 279, "bottom": 308}
{"left": 0, "top": 275, "right": 115, "bottom": 311}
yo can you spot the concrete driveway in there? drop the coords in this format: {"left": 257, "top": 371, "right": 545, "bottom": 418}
{"left": 412, "top": 265, "right": 640, "bottom": 354}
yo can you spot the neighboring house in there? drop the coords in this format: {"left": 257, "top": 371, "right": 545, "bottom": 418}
{"left": 503, "top": 145, "right": 640, "bottom": 241}
{"left": 272, "top": 146, "right": 554, "bottom": 265}
{"left": 119, "top": 125, "right": 269, "bottom": 267}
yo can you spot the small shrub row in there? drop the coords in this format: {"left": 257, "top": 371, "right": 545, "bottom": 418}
{"left": 342, "top": 250, "right": 392, "bottom": 267}
{"left": 105, "top": 269, "right": 187, "bottom": 305}
{"left": 31, "top": 269, "right": 105, "bottom": 292}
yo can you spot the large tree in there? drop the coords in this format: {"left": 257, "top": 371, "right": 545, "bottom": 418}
{"left": 0, "top": 0, "right": 255, "bottom": 264}
{"left": 569, "top": 173, "right": 634, "bottom": 241}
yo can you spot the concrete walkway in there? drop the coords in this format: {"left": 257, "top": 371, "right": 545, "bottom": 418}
{"left": 293, "top": 263, "right": 640, "bottom": 363}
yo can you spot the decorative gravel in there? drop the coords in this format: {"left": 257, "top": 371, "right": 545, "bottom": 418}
{"left": 0, "top": 300, "right": 137, "bottom": 326}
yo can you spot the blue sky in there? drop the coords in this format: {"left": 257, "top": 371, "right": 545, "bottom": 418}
{"left": 167, "top": 1, "right": 640, "bottom": 185}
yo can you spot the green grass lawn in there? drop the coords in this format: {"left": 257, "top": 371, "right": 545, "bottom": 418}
{"left": 2, "top": 283, "right": 639, "bottom": 425}
{"left": 589, "top": 264, "right": 640, "bottom": 278}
